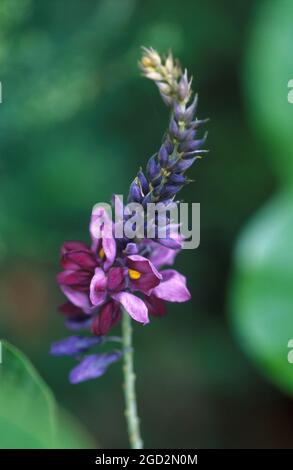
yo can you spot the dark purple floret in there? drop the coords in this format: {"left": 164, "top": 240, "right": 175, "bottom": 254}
{"left": 137, "top": 169, "right": 149, "bottom": 195}
{"left": 174, "top": 157, "right": 197, "bottom": 172}
{"left": 69, "top": 351, "right": 122, "bottom": 384}
{"left": 128, "top": 180, "right": 143, "bottom": 203}
{"left": 50, "top": 336, "right": 102, "bottom": 356}
{"left": 146, "top": 155, "right": 160, "bottom": 182}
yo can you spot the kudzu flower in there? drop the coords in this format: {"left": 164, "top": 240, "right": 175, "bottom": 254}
{"left": 53, "top": 205, "right": 190, "bottom": 382}
{"left": 51, "top": 48, "right": 207, "bottom": 385}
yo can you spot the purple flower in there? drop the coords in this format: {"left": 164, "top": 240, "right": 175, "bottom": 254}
{"left": 125, "top": 255, "right": 162, "bottom": 295}
{"left": 59, "top": 201, "right": 188, "bottom": 324}
{"left": 56, "top": 206, "right": 191, "bottom": 336}
{"left": 69, "top": 352, "right": 122, "bottom": 384}
{"left": 52, "top": 48, "right": 201, "bottom": 384}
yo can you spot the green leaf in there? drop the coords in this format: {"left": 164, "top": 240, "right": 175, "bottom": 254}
{"left": 245, "top": 0, "right": 293, "bottom": 183}
{"left": 230, "top": 191, "right": 293, "bottom": 394}
{"left": 0, "top": 340, "right": 95, "bottom": 448}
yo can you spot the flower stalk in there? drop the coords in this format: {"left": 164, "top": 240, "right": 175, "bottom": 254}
{"left": 51, "top": 47, "right": 208, "bottom": 450}
{"left": 122, "top": 309, "right": 143, "bottom": 449}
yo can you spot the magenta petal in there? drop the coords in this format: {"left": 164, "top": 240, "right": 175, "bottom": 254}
{"left": 89, "top": 268, "right": 107, "bottom": 306}
{"left": 151, "top": 269, "right": 191, "bottom": 302}
{"left": 144, "top": 295, "right": 167, "bottom": 317}
{"left": 107, "top": 267, "right": 125, "bottom": 291}
{"left": 112, "top": 292, "right": 149, "bottom": 324}
{"left": 126, "top": 255, "right": 160, "bottom": 275}
{"left": 60, "top": 285, "right": 91, "bottom": 311}
{"left": 126, "top": 255, "right": 162, "bottom": 295}
{"left": 64, "top": 251, "right": 96, "bottom": 269}
{"left": 61, "top": 241, "right": 91, "bottom": 256}
{"left": 92, "top": 301, "right": 121, "bottom": 336}
{"left": 130, "top": 273, "right": 161, "bottom": 296}
{"left": 57, "top": 270, "right": 90, "bottom": 286}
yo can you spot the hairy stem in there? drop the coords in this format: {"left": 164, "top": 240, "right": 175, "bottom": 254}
{"left": 122, "top": 311, "right": 143, "bottom": 449}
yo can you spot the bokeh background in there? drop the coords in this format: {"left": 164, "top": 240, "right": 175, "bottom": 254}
{"left": 1, "top": 0, "right": 293, "bottom": 448}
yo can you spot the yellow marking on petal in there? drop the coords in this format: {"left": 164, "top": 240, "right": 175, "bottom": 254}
{"left": 99, "top": 247, "right": 105, "bottom": 259}
{"left": 128, "top": 269, "right": 141, "bottom": 280}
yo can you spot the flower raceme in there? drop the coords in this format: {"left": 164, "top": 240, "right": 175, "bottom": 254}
{"left": 128, "top": 47, "right": 208, "bottom": 206}
{"left": 52, "top": 205, "right": 191, "bottom": 382}
{"left": 57, "top": 207, "right": 190, "bottom": 328}
{"left": 51, "top": 48, "right": 207, "bottom": 384}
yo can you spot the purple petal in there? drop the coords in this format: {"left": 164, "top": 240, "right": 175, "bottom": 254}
{"left": 126, "top": 255, "right": 159, "bottom": 275}
{"left": 62, "top": 251, "right": 96, "bottom": 270}
{"left": 89, "top": 268, "right": 107, "bottom": 306}
{"left": 124, "top": 243, "right": 139, "bottom": 255}
{"left": 50, "top": 336, "right": 102, "bottom": 356}
{"left": 156, "top": 237, "right": 183, "bottom": 249}
{"left": 57, "top": 269, "right": 91, "bottom": 287}
{"left": 126, "top": 255, "right": 162, "bottom": 295}
{"left": 107, "top": 267, "right": 125, "bottom": 291}
{"left": 137, "top": 170, "right": 149, "bottom": 195}
{"left": 128, "top": 179, "right": 143, "bottom": 203}
{"left": 144, "top": 295, "right": 167, "bottom": 317}
{"left": 154, "top": 221, "right": 183, "bottom": 250}
{"left": 61, "top": 241, "right": 91, "bottom": 256}
{"left": 90, "top": 205, "right": 114, "bottom": 249}
{"left": 69, "top": 352, "right": 122, "bottom": 384}
{"left": 174, "top": 157, "right": 197, "bottom": 173}
{"left": 112, "top": 292, "right": 149, "bottom": 324}
{"left": 60, "top": 285, "right": 91, "bottom": 311}
{"left": 151, "top": 269, "right": 191, "bottom": 302}
{"left": 92, "top": 301, "right": 121, "bottom": 336}
{"left": 149, "top": 241, "right": 181, "bottom": 269}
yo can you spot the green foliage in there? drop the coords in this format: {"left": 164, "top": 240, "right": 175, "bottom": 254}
{"left": 230, "top": 0, "right": 293, "bottom": 395}
{"left": 0, "top": 340, "right": 95, "bottom": 448}
{"left": 245, "top": 0, "right": 293, "bottom": 183}
{"left": 230, "top": 192, "right": 293, "bottom": 394}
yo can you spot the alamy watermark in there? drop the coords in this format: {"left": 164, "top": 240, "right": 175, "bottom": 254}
{"left": 91, "top": 196, "right": 200, "bottom": 249}
{"left": 288, "top": 339, "right": 293, "bottom": 364}
{"left": 288, "top": 79, "right": 293, "bottom": 103}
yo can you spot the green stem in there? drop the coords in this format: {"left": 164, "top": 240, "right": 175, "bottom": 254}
{"left": 122, "top": 310, "right": 143, "bottom": 449}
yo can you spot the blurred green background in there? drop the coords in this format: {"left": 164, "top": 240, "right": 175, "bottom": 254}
{"left": 1, "top": 0, "right": 293, "bottom": 448}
